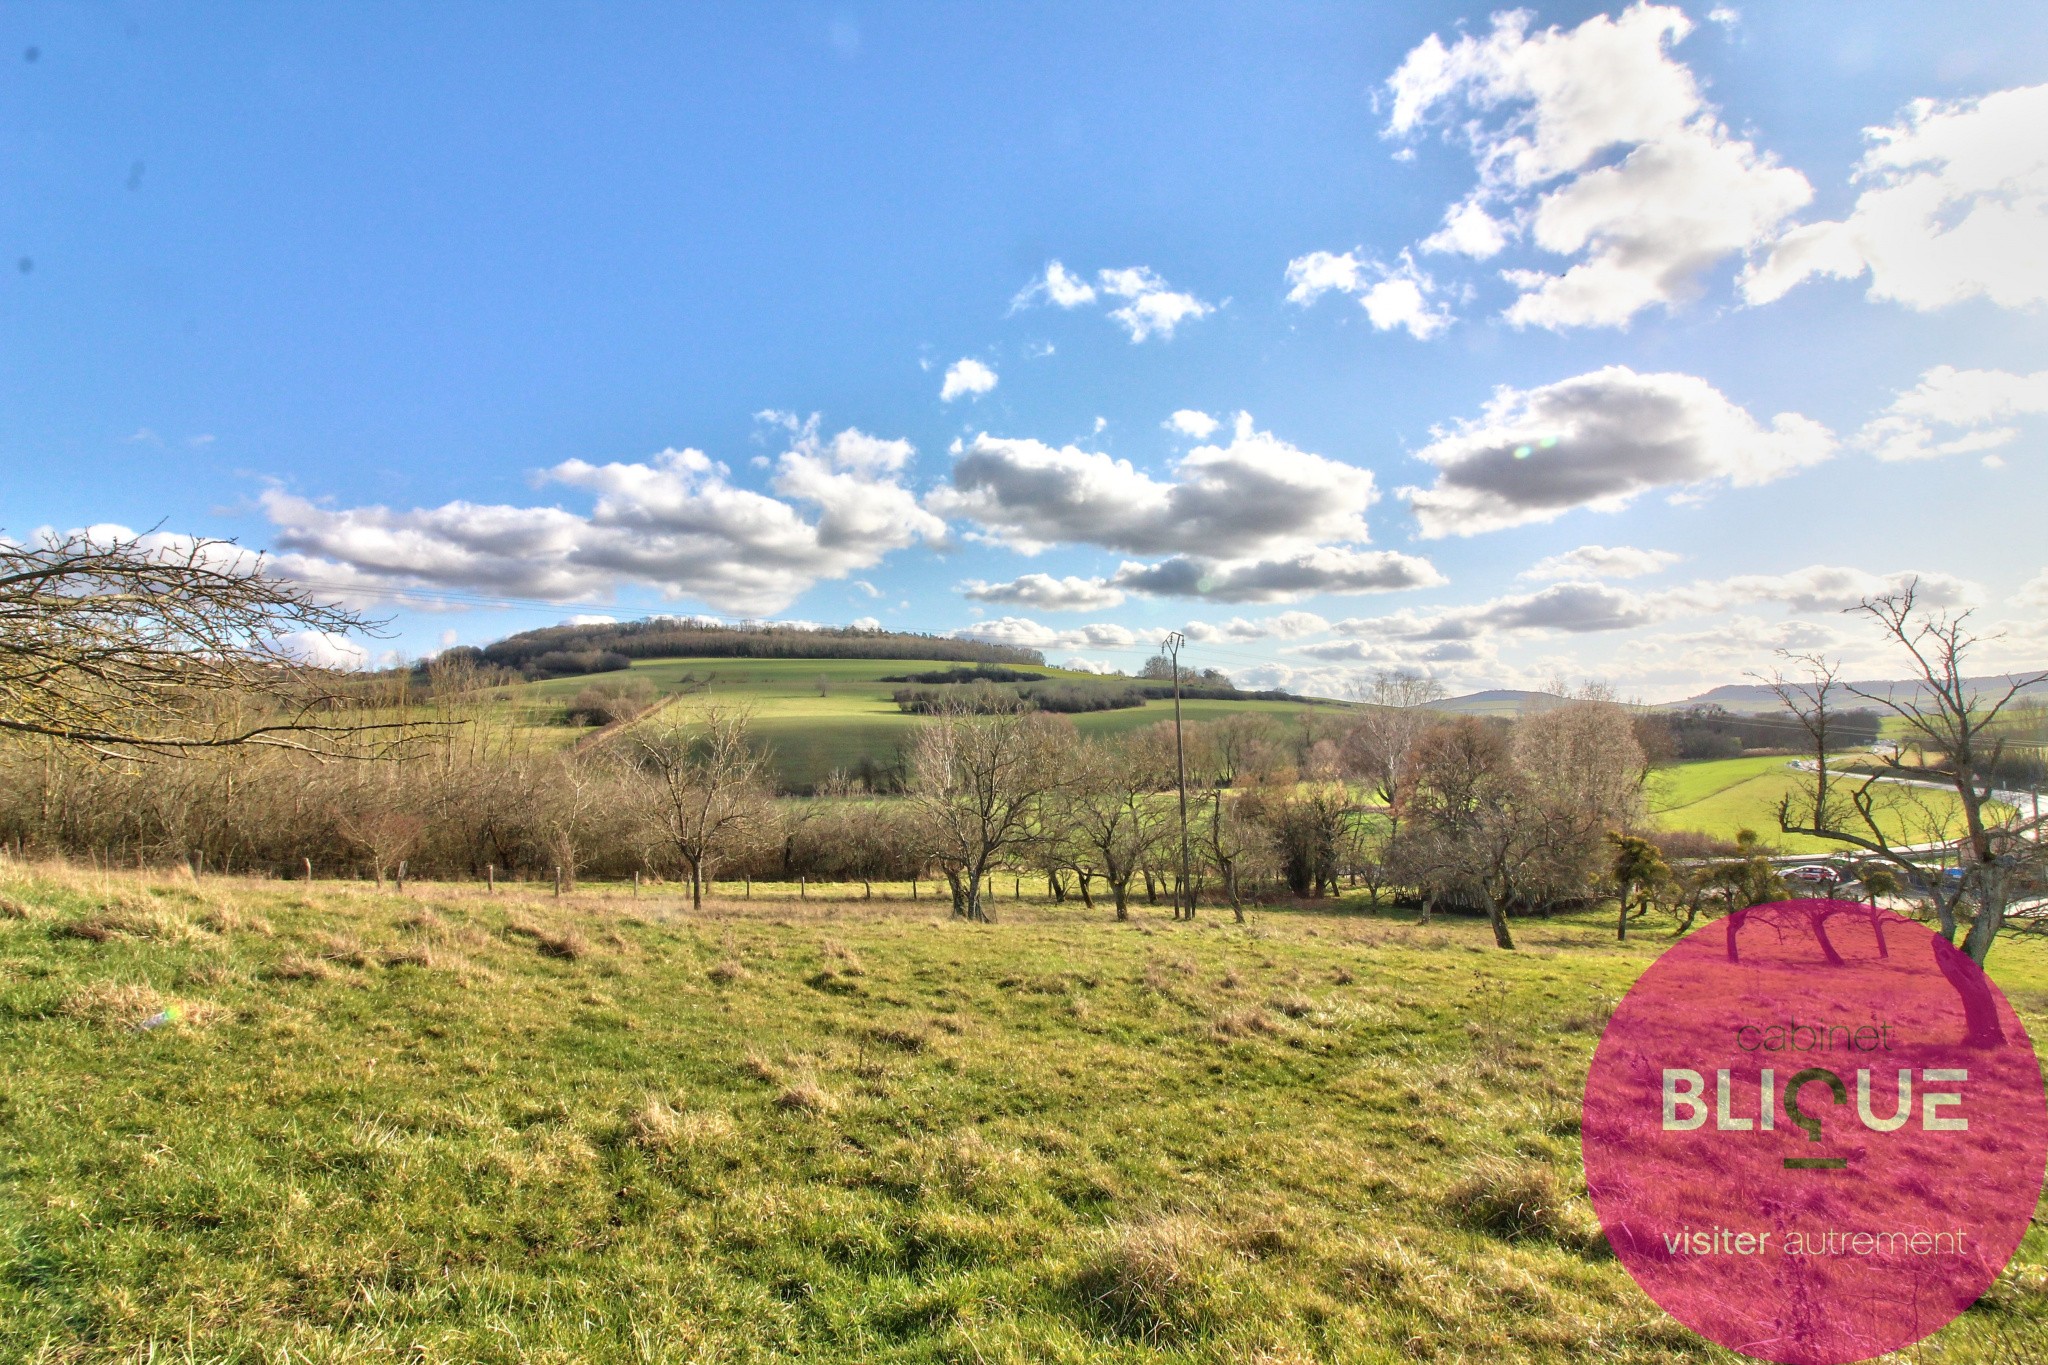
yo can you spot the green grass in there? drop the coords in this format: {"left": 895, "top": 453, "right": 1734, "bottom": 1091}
{"left": 3, "top": 863, "right": 2046, "bottom": 1362}
{"left": 524, "top": 658, "right": 1339, "bottom": 790}
{"left": 1647, "top": 754, "right": 1991, "bottom": 855}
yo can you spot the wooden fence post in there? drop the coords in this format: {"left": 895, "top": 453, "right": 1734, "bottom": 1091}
{"left": 799, "top": 876, "right": 807, "bottom": 901}
{"left": 486, "top": 863, "right": 496, "bottom": 893}
{"left": 396, "top": 860, "right": 407, "bottom": 892}
{"left": 302, "top": 856, "right": 313, "bottom": 882}
{"left": 553, "top": 866, "right": 563, "bottom": 897}
{"left": 633, "top": 870, "right": 641, "bottom": 896}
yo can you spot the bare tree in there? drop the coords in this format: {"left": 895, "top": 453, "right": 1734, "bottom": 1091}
{"left": 1772, "top": 584, "right": 2048, "bottom": 965}
{"left": 1342, "top": 670, "right": 1447, "bottom": 825}
{"left": 634, "top": 706, "right": 775, "bottom": 910}
{"left": 0, "top": 529, "right": 397, "bottom": 755}
{"left": 1056, "top": 733, "right": 1171, "bottom": 920}
{"left": 904, "top": 700, "right": 1067, "bottom": 922}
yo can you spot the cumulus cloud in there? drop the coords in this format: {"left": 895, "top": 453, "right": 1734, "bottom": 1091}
{"left": 279, "top": 630, "right": 371, "bottom": 670}
{"left": 263, "top": 415, "right": 943, "bottom": 617}
{"left": 1095, "top": 266, "right": 1215, "bottom": 341}
{"left": 1283, "top": 250, "right": 1453, "bottom": 338}
{"left": 2016, "top": 569, "right": 2048, "bottom": 610}
{"left": 1165, "top": 409, "right": 1220, "bottom": 439}
{"left": 1011, "top": 262, "right": 1214, "bottom": 341}
{"left": 1011, "top": 261, "right": 1098, "bottom": 310}
{"left": 1401, "top": 366, "right": 1835, "bottom": 538}
{"left": 959, "top": 573, "right": 1127, "bottom": 612}
{"left": 1109, "top": 548, "right": 1445, "bottom": 604}
{"left": 952, "top": 617, "right": 1142, "bottom": 652}
{"left": 1184, "top": 611, "right": 1331, "bottom": 643}
{"left": 930, "top": 412, "right": 1379, "bottom": 559}
{"left": 1385, "top": 4, "right": 1811, "bottom": 329}
{"left": 1307, "top": 564, "right": 1977, "bottom": 664}
{"left": 1520, "top": 544, "right": 1681, "bottom": 580}
{"left": 1855, "top": 365, "right": 2048, "bottom": 463}
{"left": 953, "top": 549, "right": 1441, "bottom": 611}
{"left": 939, "top": 358, "right": 998, "bottom": 402}
{"left": 1744, "top": 84, "right": 2048, "bottom": 311}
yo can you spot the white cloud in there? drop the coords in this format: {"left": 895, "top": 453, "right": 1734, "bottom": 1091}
{"left": 1401, "top": 366, "right": 1835, "bottom": 538}
{"left": 930, "top": 412, "right": 1379, "bottom": 559}
{"left": 1308, "top": 564, "right": 1978, "bottom": 665}
{"left": 1011, "top": 262, "right": 1214, "bottom": 342}
{"left": 1855, "top": 365, "right": 2048, "bottom": 462}
{"left": 1011, "top": 261, "right": 1098, "bottom": 310}
{"left": 264, "top": 415, "right": 943, "bottom": 617}
{"left": 959, "top": 573, "right": 1127, "bottom": 612}
{"left": 281, "top": 630, "right": 371, "bottom": 670}
{"left": 1386, "top": 5, "right": 1811, "bottom": 330}
{"left": 1184, "top": 611, "right": 1331, "bottom": 643}
{"left": 1744, "top": 84, "right": 2048, "bottom": 311}
{"left": 849, "top": 615, "right": 882, "bottom": 631}
{"left": 952, "top": 617, "right": 1143, "bottom": 652}
{"left": 1520, "top": 544, "right": 1681, "bottom": 580}
{"left": 939, "top": 358, "right": 998, "bottom": 402}
{"left": 1165, "top": 409, "right": 1220, "bottom": 439}
{"left": 1095, "top": 267, "right": 1215, "bottom": 342}
{"left": 850, "top": 579, "right": 882, "bottom": 598}
{"left": 2015, "top": 570, "right": 2048, "bottom": 610}
{"left": 1110, "top": 548, "right": 1445, "bottom": 604}
{"left": 1061, "top": 656, "right": 1120, "bottom": 675}
{"left": 1283, "top": 250, "right": 1452, "bottom": 339}
{"left": 558, "top": 614, "right": 618, "bottom": 626}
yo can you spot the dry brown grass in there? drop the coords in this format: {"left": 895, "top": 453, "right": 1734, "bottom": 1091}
{"left": 626, "top": 1098, "right": 738, "bottom": 1153}
{"left": 56, "top": 981, "right": 225, "bottom": 1032}
{"left": 266, "top": 951, "right": 335, "bottom": 982}
{"left": 1441, "top": 1154, "right": 1596, "bottom": 1247}
{"left": 773, "top": 1077, "right": 839, "bottom": 1114}
{"left": 1079, "top": 1215, "right": 1229, "bottom": 1343}
{"left": 707, "top": 958, "right": 749, "bottom": 985}
{"left": 1210, "top": 1007, "right": 1278, "bottom": 1040}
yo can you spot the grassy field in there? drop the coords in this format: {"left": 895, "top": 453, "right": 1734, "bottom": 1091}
{"left": 4, "top": 863, "right": 2047, "bottom": 1362}
{"left": 524, "top": 658, "right": 1340, "bottom": 790}
{"left": 1647, "top": 754, "right": 1990, "bottom": 855}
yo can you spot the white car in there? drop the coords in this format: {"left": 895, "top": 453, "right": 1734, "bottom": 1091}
{"left": 1785, "top": 865, "right": 1839, "bottom": 884}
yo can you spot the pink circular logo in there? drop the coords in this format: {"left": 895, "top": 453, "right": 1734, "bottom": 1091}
{"left": 1583, "top": 900, "right": 2047, "bottom": 1363}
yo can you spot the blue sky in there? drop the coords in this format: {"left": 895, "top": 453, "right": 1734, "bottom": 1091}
{"left": 5, "top": 2, "right": 2045, "bottom": 700}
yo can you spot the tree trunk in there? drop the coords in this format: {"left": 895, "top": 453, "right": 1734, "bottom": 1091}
{"left": 1110, "top": 878, "right": 1128, "bottom": 922}
{"left": 1933, "top": 931, "right": 2006, "bottom": 1047}
{"left": 1482, "top": 892, "right": 1516, "bottom": 950}
{"left": 1617, "top": 884, "right": 1630, "bottom": 941}
{"left": 1076, "top": 872, "right": 1094, "bottom": 909}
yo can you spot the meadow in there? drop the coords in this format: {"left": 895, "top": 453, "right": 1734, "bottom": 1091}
{"left": 1646, "top": 754, "right": 1987, "bottom": 855}
{"left": 524, "top": 657, "right": 1336, "bottom": 791}
{"left": 3, "top": 862, "right": 2046, "bottom": 1363}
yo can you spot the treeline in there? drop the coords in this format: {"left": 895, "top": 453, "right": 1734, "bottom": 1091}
{"left": 1642, "top": 704, "right": 1883, "bottom": 760}
{"left": 459, "top": 619, "right": 1044, "bottom": 679}
{"left": 894, "top": 676, "right": 1303, "bottom": 717}
{"left": 0, "top": 681, "right": 1792, "bottom": 945}
{"left": 894, "top": 680, "right": 1148, "bottom": 715}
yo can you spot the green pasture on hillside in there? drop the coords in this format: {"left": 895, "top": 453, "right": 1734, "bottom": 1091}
{"left": 3, "top": 862, "right": 2045, "bottom": 1362}
{"left": 1647, "top": 754, "right": 1991, "bottom": 854}
{"left": 522, "top": 657, "right": 1337, "bottom": 790}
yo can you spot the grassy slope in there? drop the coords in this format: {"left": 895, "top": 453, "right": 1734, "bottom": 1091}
{"left": 1647, "top": 755, "right": 1988, "bottom": 855}
{"left": 527, "top": 658, "right": 1336, "bottom": 790}
{"left": 3, "top": 866, "right": 2046, "bottom": 1363}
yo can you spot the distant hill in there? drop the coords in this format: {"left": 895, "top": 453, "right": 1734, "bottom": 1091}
{"left": 1663, "top": 673, "right": 2048, "bottom": 716}
{"left": 463, "top": 618, "right": 1044, "bottom": 678}
{"left": 1429, "top": 689, "right": 1569, "bottom": 717}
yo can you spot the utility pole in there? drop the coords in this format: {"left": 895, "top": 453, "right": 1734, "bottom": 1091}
{"left": 1163, "top": 631, "right": 1194, "bottom": 920}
